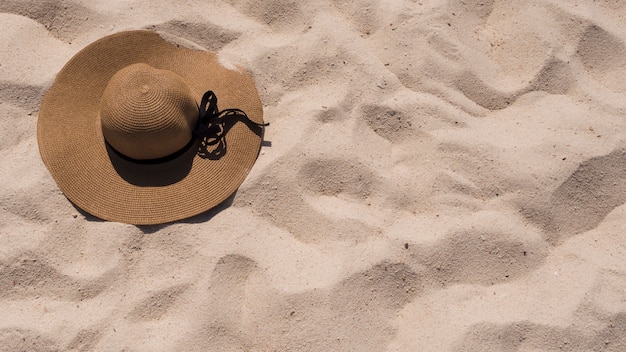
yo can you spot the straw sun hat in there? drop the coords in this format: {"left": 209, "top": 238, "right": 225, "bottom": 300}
{"left": 37, "top": 30, "right": 266, "bottom": 225}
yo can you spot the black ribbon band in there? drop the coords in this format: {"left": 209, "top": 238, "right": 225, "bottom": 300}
{"left": 105, "top": 137, "right": 197, "bottom": 165}
{"left": 107, "top": 90, "right": 268, "bottom": 164}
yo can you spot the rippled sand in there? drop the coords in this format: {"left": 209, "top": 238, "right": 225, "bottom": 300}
{"left": 0, "top": 0, "right": 625, "bottom": 351}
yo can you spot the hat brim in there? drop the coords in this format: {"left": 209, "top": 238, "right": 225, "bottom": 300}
{"left": 37, "top": 30, "right": 264, "bottom": 224}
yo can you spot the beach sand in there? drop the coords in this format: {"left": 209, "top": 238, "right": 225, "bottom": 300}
{"left": 1, "top": 0, "right": 625, "bottom": 350}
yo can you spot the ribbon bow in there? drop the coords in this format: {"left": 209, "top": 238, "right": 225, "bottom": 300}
{"left": 193, "top": 90, "right": 268, "bottom": 159}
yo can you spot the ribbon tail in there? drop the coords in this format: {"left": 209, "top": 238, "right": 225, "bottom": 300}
{"left": 218, "top": 109, "right": 269, "bottom": 127}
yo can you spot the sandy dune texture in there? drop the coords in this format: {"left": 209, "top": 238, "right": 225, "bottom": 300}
{"left": 1, "top": 0, "right": 625, "bottom": 351}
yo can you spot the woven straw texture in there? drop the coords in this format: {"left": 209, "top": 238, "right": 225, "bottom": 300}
{"left": 37, "top": 30, "right": 264, "bottom": 224}
{"left": 100, "top": 63, "right": 201, "bottom": 160}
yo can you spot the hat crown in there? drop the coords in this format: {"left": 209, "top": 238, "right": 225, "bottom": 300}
{"left": 100, "top": 63, "right": 198, "bottom": 160}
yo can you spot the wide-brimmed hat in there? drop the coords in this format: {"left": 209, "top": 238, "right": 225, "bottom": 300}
{"left": 37, "top": 30, "right": 266, "bottom": 225}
